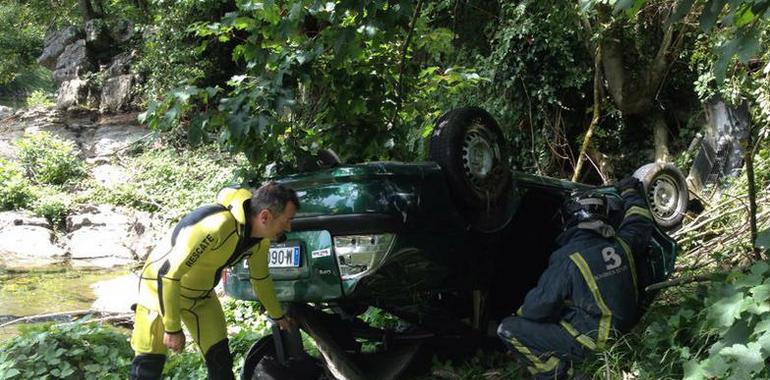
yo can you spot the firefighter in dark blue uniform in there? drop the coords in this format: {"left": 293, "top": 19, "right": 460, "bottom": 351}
{"left": 497, "top": 177, "right": 654, "bottom": 379}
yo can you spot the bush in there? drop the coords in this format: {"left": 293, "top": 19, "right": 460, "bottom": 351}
{"left": 25, "top": 90, "right": 55, "bottom": 108}
{"left": 0, "top": 322, "right": 132, "bottom": 379}
{"left": 30, "top": 185, "right": 72, "bottom": 226}
{"left": 15, "top": 132, "right": 86, "bottom": 186}
{"left": 0, "top": 158, "right": 34, "bottom": 210}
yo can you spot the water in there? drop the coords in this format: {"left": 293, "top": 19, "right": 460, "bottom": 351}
{"left": 0, "top": 270, "right": 127, "bottom": 341}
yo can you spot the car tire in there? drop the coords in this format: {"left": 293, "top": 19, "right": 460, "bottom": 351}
{"left": 241, "top": 334, "right": 276, "bottom": 380}
{"left": 429, "top": 107, "right": 512, "bottom": 232}
{"left": 633, "top": 162, "right": 688, "bottom": 230}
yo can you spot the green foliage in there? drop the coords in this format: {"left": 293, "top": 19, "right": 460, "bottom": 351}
{"left": 0, "top": 4, "right": 44, "bottom": 85}
{"left": 0, "top": 159, "right": 34, "bottom": 210}
{"left": 0, "top": 322, "right": 132, "bottom": 379}
{"left": 25, "top": 90, "right": 55, "bottom": 108}
{"left": 140, "top": 0, "right": 481, "bottom": 176}
{"left": 77, "top": 144, "right": 245, "bottom": 220}
{"left": 133, "top": 0, "right": 232, "bottom": 104}
{"left": 457, "top": 0, "right": 592, "bottom": 174}
{"left": 30, "top": 185, "right": 72, "bottom": 227}
{"left": 15, "top": 132, "right": 86, "bottom": 186}
{"left": 682, "top": 262, "right": 770, "bottom": 379}
{"left": 222, "top": 297, "right": 273, "bottom": 335}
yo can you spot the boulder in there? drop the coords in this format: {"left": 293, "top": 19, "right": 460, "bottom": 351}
{"left": 92, "top": 163, "right": 128, "bottom": 187}
{"left": 53, "top": 39, "right": 95, "bottom": 84}
{"left": 37, "top": 26, "right": 84, "bottom": 70}
{"left": 83, "top": 122, "right": 146, "bottom": 160}
{"left": 65, "top": 205, "right": 164, "bottom": 268}
{"left": 0, "top": 211, "right": 66, "bottom": 271}
{"left": 57, "top": 78, "right": 95, "bottom": 109}
{"left": 85, "top": 19, "right": 115, "bottom": 61}
{"left": 90, "top": 274, "right": 138, "bottom": 312}
{"left": 100, "top": 75, "right": 133, "bottom": 112}
{"left": 0, "top": 105, "right": 12, "bottom": 120}
{"left": 106, "top": 52, "right": 133, "bottom": 77}
{"left": 110, "top": 19, "right": 135, "bottom": 44}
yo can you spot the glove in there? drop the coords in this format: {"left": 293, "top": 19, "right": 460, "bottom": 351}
{"left": 615, "top": 176, "right": 642, "bottom": 196}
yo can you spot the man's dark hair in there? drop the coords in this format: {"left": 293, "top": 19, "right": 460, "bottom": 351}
{"left": 248, "top": 182, "right": 300, "bottom": 217}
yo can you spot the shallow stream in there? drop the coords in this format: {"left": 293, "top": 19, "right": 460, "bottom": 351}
{"left": 0, "top": 270, "right": 127, "bottom": 341}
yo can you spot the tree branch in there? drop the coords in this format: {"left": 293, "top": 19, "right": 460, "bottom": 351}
{"left": 572, "top": 42, "right": 603, "bottom": 182}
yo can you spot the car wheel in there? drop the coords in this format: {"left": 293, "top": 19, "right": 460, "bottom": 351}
{"left": 633, "top": 162, "right": 688, "bottom": 230}
{"left": 240, "top": 334, "right": 276, "bottom": 380}
{"left": 429, "top": 107, "right": 512, "bottom": 232}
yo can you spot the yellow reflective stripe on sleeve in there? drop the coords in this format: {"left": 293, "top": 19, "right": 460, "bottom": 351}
{"left": 615, "top": 237, "right": 638, "bottom": 301}
{"left": 508, "top": 337, "right": 561, "bottom": 374}
{"left": 559, "top": 320, "right": 597, "bottom": 351}
{"left": 569, "top": 252, "right": 613, "bottom": 348}
{"left": 625, "top": 205, "right": 652, "bottom": 219}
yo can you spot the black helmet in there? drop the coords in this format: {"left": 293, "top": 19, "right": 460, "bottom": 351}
{"left": 562, "top": 191, "right": 620, "bottom": 237}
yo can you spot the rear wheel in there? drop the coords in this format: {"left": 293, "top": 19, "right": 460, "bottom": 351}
{"left": 429, "top": 107, "right": 513, "bottom": 232}
{"left": 633, "top": 162, "right": 688, "bottom": 230}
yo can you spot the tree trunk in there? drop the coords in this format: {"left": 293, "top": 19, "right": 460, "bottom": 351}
{"left": 78, "top": 0, "right": 96, "bottom": 20}
{"left": 651, "top": 112, "right": 671, "bottom": 162}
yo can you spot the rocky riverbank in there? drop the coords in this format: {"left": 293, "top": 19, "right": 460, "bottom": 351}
{"left": 0, "top": 107, "right": 166, "bottom": 272}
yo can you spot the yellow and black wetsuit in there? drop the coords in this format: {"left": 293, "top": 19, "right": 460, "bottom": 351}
{"left": 130, "top": 187, "right": 283, "bottom": 360}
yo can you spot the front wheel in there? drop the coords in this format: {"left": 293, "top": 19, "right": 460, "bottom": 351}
{"left": 633, "top": 162, "right": 689, "bottom": 230}
{"left": 428, "top": 107, "right": 513, "bottom": 232}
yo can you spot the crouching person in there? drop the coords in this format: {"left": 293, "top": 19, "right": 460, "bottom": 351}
{"left": 498, "top": 177, "right": 654, "bottom": 379}
{"left": 130, "top": 182, "right": 298, "bottom": 380}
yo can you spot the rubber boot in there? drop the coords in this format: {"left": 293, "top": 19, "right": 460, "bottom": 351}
{"left": 205, "top": 338, "right": 235, "bottom": 380}
{"left": 130, "top": 354, "right": 165, "bottom": 380}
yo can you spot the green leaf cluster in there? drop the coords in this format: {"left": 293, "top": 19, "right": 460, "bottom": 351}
{"left": 0, "top": 158, "right": 35, "bottom": 210}
{"left": 141, "top": 0, "right": 482, "bottom": 177}
{"left": 0, "top": 322, "right": 132, "bottom": 379}
{"left": 15, "top": 131, "right": 86, "bottom": 186}
{"left": 683, "top": 262, "right": 770, "bottom": 379}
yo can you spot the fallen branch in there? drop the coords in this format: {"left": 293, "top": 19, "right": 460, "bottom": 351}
{"left": 572, "top": 41, "right": 603, "bottom": 182}
{"left": 0, "top": 310, "right": 130, "bottom": 328}
{"left": 645, "top": 273, "right": 715, "bottom": 292}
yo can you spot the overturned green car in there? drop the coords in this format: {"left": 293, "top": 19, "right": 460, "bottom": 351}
{"left": 222, "top": 107, "right": 686, "bottom": 379}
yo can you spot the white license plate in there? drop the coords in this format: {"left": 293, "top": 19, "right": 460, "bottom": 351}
{"left": 268, "top": 244, "right": 301, "bottom": 268}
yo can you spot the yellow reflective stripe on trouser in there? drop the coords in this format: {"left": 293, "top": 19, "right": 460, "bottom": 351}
{"left": 559, "top": 320, "right": 597, "bottom": 351}
{"left": 615, "top": 237, "right": 638, "bottom": 301}
{"left": 569, "top": 252, "right": 613, "bottom": 348}
{"left": 625, "top": 205, "right": 652, "bottom": 219}
{"left": 507, "top": 336, "right": 561, "bottom": 375}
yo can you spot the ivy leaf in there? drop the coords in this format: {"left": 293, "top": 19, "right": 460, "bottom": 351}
{"left": 709, "top": 291, "right": 744, "bottom": 328}
{"left": 700, "top": 0, "right": 727, "bottom": 31}
{"left": 719, "top": 342, "right": 764, "bottom": 375}
{"left": 683, "top": 359, "right": 708, "bottom": 380}
{"left": 701, "top": 354, "right": 730, "bottom": 378}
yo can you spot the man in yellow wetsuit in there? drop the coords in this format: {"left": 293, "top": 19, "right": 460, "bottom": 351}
{"left": 129, "top": 182, "right": 299, "bottom": 380}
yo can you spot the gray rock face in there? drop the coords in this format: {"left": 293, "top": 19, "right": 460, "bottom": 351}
{"left": 0, "top": 105, "right": 12, "bottom": 119}
{"left": 85, "top": 122, "right": 146, "bottom": 161}
{"left": 111, "top": 19, "right": 135, "bottom": 44}
{"left": 0, "top": 211, "right": 65, "bottom": 271}
{"left": 90, "top": 274, "right": 138, "bottom": 312}
{"left": 57, "top": 78, "right": 92, "bottom": 109}
{"left": 37, "top": 26, "right": 84, "bottom": 70}
{"left": 100, "top": 75, "right": 133, "bottom": 113}
{"left": 65, "top": 205, "right": 164, "bottom": 269}
{"left": 106, "top": 52, "right": 132, "bottom": 77}
{"left": 53, "top": 40, "right": 94, "bottom": 84}
{"left": 92, "top": 164, "right": 128, "bottom": 187}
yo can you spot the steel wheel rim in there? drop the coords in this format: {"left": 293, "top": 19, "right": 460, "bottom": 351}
{"left": 462, "top": 124, "right": 498, "bottom": 190}
{"left": 648, "top": 174, "right": 680, "bottom": 220}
